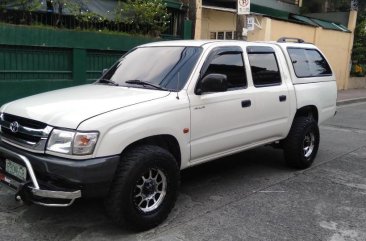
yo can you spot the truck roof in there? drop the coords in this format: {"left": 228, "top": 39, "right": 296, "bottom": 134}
{"left": 141, "top": 40, "right": 228, "bottom": 47}
{"left": 140, "top": 39, "right": 316, "bottom": 49}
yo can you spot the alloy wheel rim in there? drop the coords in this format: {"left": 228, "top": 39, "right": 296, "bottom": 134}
{"left": 303, "top": 131, "right": 315, "bottom": 158}
{"left": 133, "top": 168, "right": 167, "bottom": 213}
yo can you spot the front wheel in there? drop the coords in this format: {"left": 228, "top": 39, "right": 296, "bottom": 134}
{"left": 283, "top": 117, "right": 320, "bottom": 169}
{"left": 104, "top": 145, "right": 180, "bottom": 231}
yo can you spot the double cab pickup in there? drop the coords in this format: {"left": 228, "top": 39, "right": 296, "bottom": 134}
{"left": 0, "top": 38, "right": 337, "bottom": 230}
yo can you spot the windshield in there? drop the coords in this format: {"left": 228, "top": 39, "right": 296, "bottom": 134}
{"left": 99, "top": 46, "right": 203, "bottom": 91}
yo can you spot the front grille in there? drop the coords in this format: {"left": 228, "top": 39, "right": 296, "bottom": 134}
{"left": 0, "top": 157, "right": 5, "bottom": 170}
{"left": 2, "top": 128, "right": 41, "bottom": 143}
{"left": 0, "top": 113, "right": 52, "bottom": 152}
{"left": 3, "top": 113, "right": 47, "bottom": 129}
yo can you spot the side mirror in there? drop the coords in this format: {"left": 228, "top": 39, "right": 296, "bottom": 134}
{"left": 196, "top": 74, "right": 228, "bottom": 95}
{"left": 102, "top": 68, "right": 108, "bottom": 75}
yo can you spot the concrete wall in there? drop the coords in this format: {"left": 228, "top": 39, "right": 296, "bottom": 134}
{"left": 200, "top": 8, "right": 236, "bottom": 39}
{"left": 248, "top": 18, "right": 352, "bottom": 89}
{"left": 248, "top": 11, "right": 357, "bottom": 90}
{"left": 194, "top": 8, "right": 357, "bottom": 90}
{"left": 348, "top": 77, "right": 366, "bottom": 89}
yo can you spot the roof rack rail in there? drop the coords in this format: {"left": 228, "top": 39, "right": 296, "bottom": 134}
{"left": 277, "top": 37, "right": 305, "bottom": 43}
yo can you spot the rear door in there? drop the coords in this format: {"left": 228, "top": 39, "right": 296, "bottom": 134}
{"left": 246, "top": 46, "right": 291, "bottom": 139}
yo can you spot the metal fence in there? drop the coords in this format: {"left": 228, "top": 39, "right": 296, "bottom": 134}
{"left": 86, "top": 50, "right": 125, "bottom": 81}
{"left": 0, "top": 9, "right": 137, "bottom": 33}
{"left": 0, "top": 23, "right": 155, "bottom": 105}
{"left": 0, "top": 45, "right": 73, "bottom": 82}
{"left": 0, "top": 45, "right": 124, "bottom": 82}
{"left": 0, "top": 8, "right": 184, "bottom": 38}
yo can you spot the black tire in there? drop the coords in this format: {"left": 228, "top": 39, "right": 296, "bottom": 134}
{"left": 283, "top": 117, "right": 320, "bottom": 169}
{"left": 104, "top": 145, "right": 180, "bottom": 231}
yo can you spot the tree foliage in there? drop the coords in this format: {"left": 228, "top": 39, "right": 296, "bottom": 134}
{"left": 352, "top": 7, "right": 366, "bottom": 75}
{"left": 356, "top": 0, "right": 366, "bottom": 11}
{"left": 115, "top": 0, "right": 170, "bottom": 37}
{"left": 49, "top": 0, "right": 82, "bottom": 26}
{"left": 0, "top": 0, "right": 41, "bottom": 23}
{"left": 46, "top": 0, "right": 101, "bottom": 26}
{"left": 1, "top": 0, "right": 41, "bottom": 11}
{"left": 301, "top": 0, "right": 351, "bottom": 13}
{"left": 0, "top": 0, "right": 170, "bottom": 37}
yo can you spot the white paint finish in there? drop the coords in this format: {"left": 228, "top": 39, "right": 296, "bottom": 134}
{"left": 189, "top": 137, "right": 281, "bottom": 166}
{"left": 188, "top": 84, "right": 290, "bottom": 163}
{"left": 188, "top": 42, "right": 291, "bottom": 164}
{"left": 244, "top": 44, "right": 293, "bottom": 138}
{"left": 189, "top": 89, "right": 258, "bottom": 160}
{"left": 0, "top": 40, "right": 337, "bottom": 167}
{"left": 294, "top": 81, "right": 337, "bottom": 124}
{"left": 78, "top": 93, "right": 192, "bottom": 169}
{"left": 0, "top": 85, "right": 169, "bottom": 129}
{"left": 251, "top": 85, "right": 291, "bottom": 137}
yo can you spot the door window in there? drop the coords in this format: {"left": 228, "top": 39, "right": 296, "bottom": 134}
{"left": 201, "top": 47, "right": 247, "bottom": 91}
{"left": 247, "top": 46, "right": 281, "bottom": 87}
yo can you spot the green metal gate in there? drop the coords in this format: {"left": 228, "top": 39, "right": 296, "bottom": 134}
{"left": 0, "top": 24, "right": 155, "bottom": 105}
{"left": 86, "top": 50, "right": 125, "bottom": 81}
{"left": 0, "top": 45, "right": 72, "bottom": 81}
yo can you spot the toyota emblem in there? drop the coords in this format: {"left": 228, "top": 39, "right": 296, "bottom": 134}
{"left": 10, "top": 121, "right": 20, "bottom": 133}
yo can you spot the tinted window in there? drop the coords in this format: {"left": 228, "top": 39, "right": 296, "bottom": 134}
{"left": 288, "top": 48, "right": 332, "bottom": 78}
{"left": 248, "top": 51, "right": 281, "bottom": 87}
{"left": 286, "top": 48, "right": 310, "bottom": 77}
{"left": 203, "top": 51, "right": 247, "bottom": 90}
{"left": 102, "top": 47, "right": 202, "bottom": 91}
{"left": 306, "top": 49, "right": 332, "bottom": 76}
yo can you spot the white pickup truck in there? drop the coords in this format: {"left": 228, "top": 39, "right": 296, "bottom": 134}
{"left": 0, "top": 38, "right": 337, "bottom": 230}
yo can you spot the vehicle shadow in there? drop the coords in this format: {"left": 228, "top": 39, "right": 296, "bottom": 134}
{"left": 1, "top": 146, "right": 292, "bottom": 240}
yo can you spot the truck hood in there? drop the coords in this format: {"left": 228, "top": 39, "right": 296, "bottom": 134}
{"left": 1, "top": 84, "right": 170, "bottom": 129}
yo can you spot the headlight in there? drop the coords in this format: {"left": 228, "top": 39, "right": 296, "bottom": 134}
{"left": 47, "top": 129, "right": 99, "bottom": 156}
{"left": 0, "top": 112, "right": 3, "bottom": 133}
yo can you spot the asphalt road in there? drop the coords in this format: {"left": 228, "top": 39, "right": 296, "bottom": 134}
{"left": 1, "top": 102, "right": 366, "bottom": 241}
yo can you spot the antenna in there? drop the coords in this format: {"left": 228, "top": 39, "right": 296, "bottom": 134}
{"left": 176, "top": 72, "right": 180, "bottom": 100}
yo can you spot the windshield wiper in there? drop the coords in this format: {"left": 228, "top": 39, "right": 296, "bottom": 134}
{"left": 125, "top": 80, "right": 168, "bottom": 91}
{"left": 98, "top": 78, "right": 119, "bottom": 86}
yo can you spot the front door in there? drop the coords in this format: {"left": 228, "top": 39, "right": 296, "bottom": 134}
{"left": 189, "top": 46, "right": 257, "bottom": 162}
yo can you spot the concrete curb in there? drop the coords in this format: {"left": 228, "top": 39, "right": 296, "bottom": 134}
{"left": 337, "top": 97, "right": 366, "bottom": 106}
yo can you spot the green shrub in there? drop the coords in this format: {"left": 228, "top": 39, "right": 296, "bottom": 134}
{"left": 351, "top": 63, "right": 366, "bottom": 77}
{"left": 115, "top": 0, "right": 170, "bottom": 37}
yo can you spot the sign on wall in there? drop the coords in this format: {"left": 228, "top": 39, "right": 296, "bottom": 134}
{"left": 238, "top": 0, "right": 250, "bottom": 15}
{"left": 351, "top": 0, "right": 358, "bottom": 11}
{"left": 247, "top": 16, "right": 255, "bottom": 31}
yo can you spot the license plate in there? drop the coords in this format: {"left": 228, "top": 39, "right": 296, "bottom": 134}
{"left": 5, "top": 159, "right": 27, "bottom": 181}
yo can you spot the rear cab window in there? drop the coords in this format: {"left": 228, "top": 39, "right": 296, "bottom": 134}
{"left": 287, "top": 48, "right": 332, "bottom": 78}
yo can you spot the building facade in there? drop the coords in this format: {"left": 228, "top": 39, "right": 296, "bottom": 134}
{"left": 192, "top": 0, "right": 357, "bottom": 90}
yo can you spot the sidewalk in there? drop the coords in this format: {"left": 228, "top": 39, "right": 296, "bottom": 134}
{"left": 337, "top": 88, "right": 366, "bottom": 106}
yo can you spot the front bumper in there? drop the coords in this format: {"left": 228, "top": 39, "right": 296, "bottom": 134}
{"left": 0, "top": 142, "right": 120, "bottom": 207}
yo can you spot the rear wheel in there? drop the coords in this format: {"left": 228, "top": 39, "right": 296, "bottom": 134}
{"left": 283, "top": 117, "right": 320, "bottom": 169}
{"left": 105, "top": 145, "right": 179, "bottom": 231}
